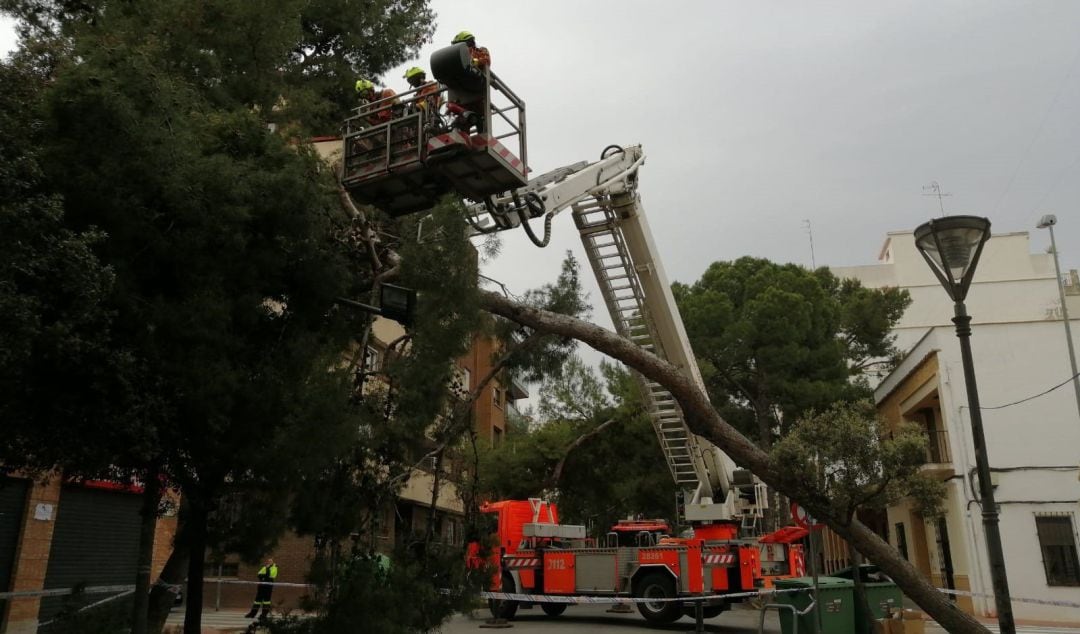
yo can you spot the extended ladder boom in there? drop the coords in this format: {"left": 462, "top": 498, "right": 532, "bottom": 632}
{"left": 472, "top": 146, "right": 748, "bottom": 523}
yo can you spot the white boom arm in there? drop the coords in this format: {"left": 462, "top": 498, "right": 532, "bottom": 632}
{"left": 473, "top": 146, "right": 755, "bottom": 523}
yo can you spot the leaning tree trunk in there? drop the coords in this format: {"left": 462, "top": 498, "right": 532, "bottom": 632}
{"left": 182, "top": 501, "right": 209, "bottom": 634}
{"left": 131, "top": 467, "right": 162, "bottom": 634}
{"left": 147, "top": 539, "right": 189, "bottom": 634}
{"left": 479, "top": 291, "right": 989, "bottom": 634}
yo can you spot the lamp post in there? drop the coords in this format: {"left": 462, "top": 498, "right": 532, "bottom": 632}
{"left": 1036, "top": 214, "right": 1080, "bottom": 421}
{"left": 913, "top": 215, "right": 1015, "bottom": 634}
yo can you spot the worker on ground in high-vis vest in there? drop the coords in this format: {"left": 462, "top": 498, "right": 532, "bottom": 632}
{"left": 244, "top": 558, "right": 278, "bottom": 620}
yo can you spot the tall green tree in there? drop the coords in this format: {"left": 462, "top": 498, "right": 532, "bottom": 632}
{"left": 480, "top": 357, "right": 675, "bottom": 533}
{"left": 2, "top": 0, "right": 434, "bottom": 131}
{"left": 673, "top": 257, "right": 910, "bottom": 450}
{"left": 0, "top": 54, "right": 139, "bottom": 476}
{"left": 1, "top": 1, "right": 438, "bottom": 632}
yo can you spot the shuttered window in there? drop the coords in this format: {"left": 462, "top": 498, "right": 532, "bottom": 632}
{"left": 1035, "top": 513, "right": 1080, "bottom": 586}
{"left": 0, "top": 478, "right": 30, "bottom": 615}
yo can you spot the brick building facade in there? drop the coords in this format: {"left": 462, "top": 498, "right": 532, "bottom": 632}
{"left": 0, "top": 475, "right": 176, "bottom": 634}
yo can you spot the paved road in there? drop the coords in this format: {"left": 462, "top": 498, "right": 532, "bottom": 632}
{"left": 165, "top": 605, "right": 1080, "bottom": 633}
{"left": 442, "top": 603, "right": 783, "bottom": 633}
{"left": 167, "top": 604, "right": 783, "bottom": 633}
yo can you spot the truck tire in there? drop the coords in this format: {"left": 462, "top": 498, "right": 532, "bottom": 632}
{"left": 634, "top": 573, "right": 683, "bottom": 624}
{"left": 541, "top": 603, "right": 567, "bottom": 617}
{"left": 488, "top": 572, "right": 519, "bottom": 620}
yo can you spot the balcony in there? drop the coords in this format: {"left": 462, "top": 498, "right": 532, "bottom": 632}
{"left": 919, "top": 428, "right": 955, "bottom": 479}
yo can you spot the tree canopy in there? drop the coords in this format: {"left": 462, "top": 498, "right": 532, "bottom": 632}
{"left": 480, "top": 357, "right": 676, "bottom": 532}
{"left": 673, "top": 257, "right": 910, "bottom": 448}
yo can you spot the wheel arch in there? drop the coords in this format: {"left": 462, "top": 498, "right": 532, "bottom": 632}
{"left": 630, "top": 564, "right": 679, "bottom": 592}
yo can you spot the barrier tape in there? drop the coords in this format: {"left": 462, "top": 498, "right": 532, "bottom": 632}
{"left": 0, "top": 578, "right": 312, "bottom": 600}
{"left": 0, "top": 584, "right": 136, "bottom": 600}
{"left": 7, "top": 579, "right": 1076, "bottom": 611}
{"left": 479, "top": 586, "right": 1080, "bottom": 610}
{"left": 478, "top": 586, "right": 810, "bottom": 605}
{"left": 202, "top": 578, "right": 314, "bottom": 589}
{"left": 36, "top": 589, "right": 136, "bottom": 628}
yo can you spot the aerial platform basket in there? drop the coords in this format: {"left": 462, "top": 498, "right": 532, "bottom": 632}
{"left": 341, "top": 43, "right": 528, "bottom": 216}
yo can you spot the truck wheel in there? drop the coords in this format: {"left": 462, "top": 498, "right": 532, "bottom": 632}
{"left": 541, "top": 603, "right": 567, "bottom": 617}
{"left": 488, "top": 572, "right": 519, "bottom": 620}
{"left": 634, "top": 573, "right": 682, "bottom": 624}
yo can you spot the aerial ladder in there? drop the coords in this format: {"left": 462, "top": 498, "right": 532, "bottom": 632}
{"left": 337, "top": 44, "right": 802, "bottom": 624}
{"left": 464, "top": 145, "right": 767, "bottom": 528}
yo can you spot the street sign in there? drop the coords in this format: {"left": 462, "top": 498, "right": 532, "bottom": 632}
{"left": 791, "top": 502, "right": 818, "bottom": 530}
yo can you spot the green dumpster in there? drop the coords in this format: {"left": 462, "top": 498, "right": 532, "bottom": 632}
{"left": 773, "top": 576, "right": 855, "bottom": 634}
{"left": 832, "top": 564, "right": 904, "bottom": 630}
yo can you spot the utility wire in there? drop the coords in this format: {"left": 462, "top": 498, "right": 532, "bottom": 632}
{"left": 962, "top": 370, "right": 1080, "bottom": 410}
{"left": 991, "top": 42, "right": 1080, "bottom": 213}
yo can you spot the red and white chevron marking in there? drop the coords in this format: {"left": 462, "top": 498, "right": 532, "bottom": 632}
{"left": 505, "top": 557, "right": 540, "bottom": 568}
{"left": 703, "top": 553, "right": 736, "bottom": 565}
{"left": 427, "top": 131, "right": 470, "bottom": 151}
{"left": 470, "top": 135, "right": 525, "bottom": 174}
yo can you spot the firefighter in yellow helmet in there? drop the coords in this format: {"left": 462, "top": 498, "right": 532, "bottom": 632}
{"left": 451, "top": 31, "right": 490, "bottom": 69}
{"left": 354, "top": 78, "right": 399, "bottom": 126}
{"left": 403, "top": 66, "right": 441, "bottom": 114}
{"left": 448, "top": 31, "right": 490, "bottom": 133}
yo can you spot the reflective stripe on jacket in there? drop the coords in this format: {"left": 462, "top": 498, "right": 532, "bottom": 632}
{"left": 257, "top": 564, "right": 278, "bottom": 582}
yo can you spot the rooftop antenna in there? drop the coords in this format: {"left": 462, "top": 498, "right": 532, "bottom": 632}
{"left": 803, "top": 219, "right": 816, "bottom": 269}
{"left": 922, "top": 180, "right": 952, "bottom": 216}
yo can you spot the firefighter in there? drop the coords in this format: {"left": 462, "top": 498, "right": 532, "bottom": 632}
{"left": 451, "top": 31, "right": 490, "bottom": 71}
{"left": 448, "top": 31, "right": 490, "bottom": 133}
{"left": 403, "top": 66, "right": 441, "bottom": 115}
{"left": 354, "top": 78, "right": 399, "bottom": 126}
{"left": 244, "top": 557, "right": 278, "bottom": 620}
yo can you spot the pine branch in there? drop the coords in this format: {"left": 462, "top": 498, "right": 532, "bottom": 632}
{"left": 545, "top": 417, "right": 617, "bottom": 489}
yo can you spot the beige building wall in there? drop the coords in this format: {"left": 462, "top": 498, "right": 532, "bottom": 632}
{"left": 836, "top": 229, "right": 1080, "bottom": 622}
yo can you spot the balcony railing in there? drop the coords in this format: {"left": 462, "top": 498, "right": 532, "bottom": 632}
{"left": 923, "top": 429, "right": 951, "bottom": 465}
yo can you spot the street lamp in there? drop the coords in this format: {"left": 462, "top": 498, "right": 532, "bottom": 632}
{"left": 1035, "top": 214, "right": 1080, "bottom": 422}
{"left": 913, "top": 215, "right": 1015, "bottom": 634}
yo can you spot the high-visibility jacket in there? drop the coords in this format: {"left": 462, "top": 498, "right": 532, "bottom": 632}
{"left": 364, "top": 88, "right": 399, "bottom": 124}
{"left": 257, "top": 564, "right": 278, "bottom": 583}
{"left": 415, "top": 81, "right": 442, "bottom": 112}
{"left": 468, "top": 45, "right": 491, "bottom": 69}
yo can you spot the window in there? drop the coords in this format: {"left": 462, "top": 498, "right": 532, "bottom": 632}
{"left": 895, "top": 522, "right": 909, "bottom": 561}
{"left": 1035, "top": 513, "right": 1080, "bottom": 586}
{"left": 492, "top": 387, "right": 502, "bottom": 409}
{"left": 364, "top": 345, "right": 381, "bottom": 372}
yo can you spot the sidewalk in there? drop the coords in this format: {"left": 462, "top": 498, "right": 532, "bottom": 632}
{"left": 164, "top": 608, "right": 253, "bottom": 633}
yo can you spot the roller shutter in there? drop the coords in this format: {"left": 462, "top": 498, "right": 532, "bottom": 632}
{"left": 0, "top": 477, "right": 29, "bottom": 616}
{"left": 39, "top": 485, "right": 141, "bottom": 624}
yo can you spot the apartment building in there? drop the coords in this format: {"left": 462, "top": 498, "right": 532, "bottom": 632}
{"left": 827, "top": 230, "right": 1080, "bottom": 621}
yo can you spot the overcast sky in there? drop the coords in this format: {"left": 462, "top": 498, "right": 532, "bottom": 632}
{"left": 4, "top": 2, "right": 1079, "bottom": 325}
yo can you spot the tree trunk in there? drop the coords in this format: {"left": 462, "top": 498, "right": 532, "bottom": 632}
{"left": 852, "top": 547, "right": 874, "bottom": 628}
{"left": 479, "top": 290, "right": 990, "bottom": 634}
{"left": 131, "top": 468, "right": 162, "bottom": 634}
{"left": 182, "top": 501, "right": 208, "bottom": 634}
{"left": 148, "top": 526, "right": 190, "bottom": 634}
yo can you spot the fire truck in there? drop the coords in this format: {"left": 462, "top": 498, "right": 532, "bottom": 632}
{"left": 338, "top": 43, "right": 805, "bottom": 625}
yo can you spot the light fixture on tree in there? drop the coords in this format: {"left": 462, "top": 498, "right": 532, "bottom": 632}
{"left": 337, "top": 283, "right": 417, "bottom": 327}
{"left": 913, "top": 214, "right": 1015, "bottom": 634}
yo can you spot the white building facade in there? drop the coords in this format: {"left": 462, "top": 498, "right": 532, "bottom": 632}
{"left": 834, "top": 230, "right": 1080, "bottom": 621}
